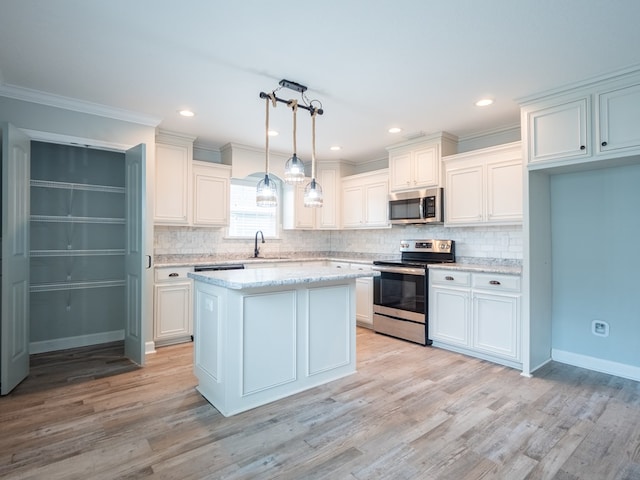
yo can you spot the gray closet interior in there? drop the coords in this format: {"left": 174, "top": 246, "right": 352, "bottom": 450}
{"left": 30, "top": 142, "right": 126, "bottom": 349}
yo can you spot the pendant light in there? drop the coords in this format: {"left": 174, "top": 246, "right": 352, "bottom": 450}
{"left": 283, "top": 99, "right": 305, "bottom": 184}
{"left": 256, "top": 93, "right": 278, "bottom": 207}
{"left": 304, "top": 107, "right": 323, "bottom": 207}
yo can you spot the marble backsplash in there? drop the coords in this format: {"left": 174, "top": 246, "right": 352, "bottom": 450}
{"left": 154, "top": 224, "right": 523, "bottom": 266}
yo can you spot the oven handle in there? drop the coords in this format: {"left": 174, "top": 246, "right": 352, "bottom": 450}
{"left": 372, "top": 265, "right": 426, "bottom": 276}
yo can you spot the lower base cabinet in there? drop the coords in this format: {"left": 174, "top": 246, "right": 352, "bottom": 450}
{"left": 332, "top": 261, "right": 374, "bottom": 328}
{"left": 154, "top": 266, "right": 193, "bottom": 346}
{"left": 429, "top": 268, "right": 521, "bottom": 369}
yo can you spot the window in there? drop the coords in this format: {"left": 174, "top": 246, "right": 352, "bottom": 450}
{"left": 228, "top": 176, "right": 279, "bottom": 238}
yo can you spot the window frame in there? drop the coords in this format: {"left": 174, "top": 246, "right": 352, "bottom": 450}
{"left": 226, "top": 175, "right": 282, "bottom": 239}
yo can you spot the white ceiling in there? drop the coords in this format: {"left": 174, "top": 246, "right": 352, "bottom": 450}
{"left": 2, "top": 0, "right": 640, "bottom": 163}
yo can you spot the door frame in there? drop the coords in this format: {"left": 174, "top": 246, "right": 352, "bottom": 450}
{"left": 21, "top": 128, "right": 150, "bottom": 362}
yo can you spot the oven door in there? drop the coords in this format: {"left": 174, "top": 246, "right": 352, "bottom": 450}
{"left": 372, "top": 265, "right": 426, "bottom": 323}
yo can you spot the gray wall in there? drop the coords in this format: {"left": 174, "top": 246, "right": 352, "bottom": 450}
{"left": 550, "top": 163, "right": 640, "bottom": 366}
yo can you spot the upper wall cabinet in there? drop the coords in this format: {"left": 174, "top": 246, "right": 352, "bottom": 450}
{"left": 521, "top": 68, "right": 640, "bottom": 169}
{"left": 282, "top": 162, "right": 353, "bottom": 230}
{"left": 192, "top": 161, "right": 231, "bottom": 226}
{"left": 341, "top": 169, "right": 390, "bottom": 229}
{"left": 155, "top": 131, "right": 230, "bottom": 226}
{"left": 386, "top": 132, "right": 458, "bottom": 192}
{"left": 444, "top": 142, "right": 522, "bottom": 226}
{"left": 155, "top": 132, "right": 195, "bottom": 224}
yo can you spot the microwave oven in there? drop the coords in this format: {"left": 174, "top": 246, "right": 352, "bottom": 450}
{"left": 388, "top": 188, "right": 443, "bottom": 224}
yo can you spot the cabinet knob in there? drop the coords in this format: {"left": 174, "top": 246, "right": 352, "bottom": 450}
{"left": 489, "top": 280, "right": 501, "bottom": 285}
{"left": 580, "top": 145, "right": 586, "bottom": 150}
{"left": 445, "top": 275, "right": 454, "bottom": 281}
{"left": 169, "top": 273, "right": 179, "bottom": 277}
{"left": 601, "top": 141, "right": 608, "bottom": 147}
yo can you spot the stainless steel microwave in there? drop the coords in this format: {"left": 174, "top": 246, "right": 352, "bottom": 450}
{"left": 388, "top": 188, "right": 443, "bottom": 224}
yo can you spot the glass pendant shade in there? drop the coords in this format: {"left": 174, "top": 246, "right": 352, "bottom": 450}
{"left": 256, "top": 174, "right": 278, "bottom": 207}
{"left": 284, "top": 154, "right": 305, "bottom": 184}
{"left": 303, "top": 178, "right": 323, "bottom": 207}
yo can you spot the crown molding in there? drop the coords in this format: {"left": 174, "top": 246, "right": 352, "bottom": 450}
{"left": 0, "top": 82, "right": 161, "bottom": 127}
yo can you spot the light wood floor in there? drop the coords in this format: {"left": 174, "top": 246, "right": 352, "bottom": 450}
{"left": 1, "top": 328, "right": 639, "bottom": 480}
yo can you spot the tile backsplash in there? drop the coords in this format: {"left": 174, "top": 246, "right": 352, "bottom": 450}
{"left": 154, "top": 224, "right": 522, "bottom": 264}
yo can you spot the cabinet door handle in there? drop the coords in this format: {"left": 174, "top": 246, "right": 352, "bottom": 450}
{"left": 601, "top": 141, "right": 608, "bottom": 147}
{"left": 580, "top": 145, "right": 586, "bottom": 150}
{"left": 445, "top": 275, "right": 454, "bottom": 281}
{"left": 489, "top": 280, "right": 501, "bottom": 285}
{"left": 169, "top": 273, "right": 179, "bottom": 277}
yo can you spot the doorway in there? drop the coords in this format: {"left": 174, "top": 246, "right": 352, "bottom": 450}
{"left": 29, "top": 141, "right": 128, "bottom": 354}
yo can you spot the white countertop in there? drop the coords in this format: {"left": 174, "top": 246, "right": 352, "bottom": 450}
{"left": 188, "top": 265, "right": 379, "bottom": 290}
{"left": 427, "top": 263, "right": 522, "bottom": 275}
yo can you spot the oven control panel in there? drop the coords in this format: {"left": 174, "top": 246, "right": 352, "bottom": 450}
{"left": 400, "top": 239, "right": 453, "bottom": 253}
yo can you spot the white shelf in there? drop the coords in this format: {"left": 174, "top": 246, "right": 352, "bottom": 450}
{"left": 30, "top": 179, "right": 125, "bottom": 194}
{"left": 31, "top": 215, "right": 125, "bottom": 224}
{"left": 30, "top": 249, "right": 125, "bottom": 257}
{"left": 30, "top": 279, "right": 126, "bottom": 293}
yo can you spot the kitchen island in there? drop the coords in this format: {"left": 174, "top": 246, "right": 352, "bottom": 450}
{"left": 188, "top": 265, "right": 378, "bottom": 416}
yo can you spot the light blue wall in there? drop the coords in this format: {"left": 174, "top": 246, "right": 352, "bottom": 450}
{"left": 550, "top": 163, "right": 640, "bottom": 366}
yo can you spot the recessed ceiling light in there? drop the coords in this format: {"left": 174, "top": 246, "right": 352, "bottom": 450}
{"left": 179, "top": 109, "right": 195, "bottom": 117}
{"left": 268, "top": 130, "right": 279, "bottom": 137}
{"left": 388, "top": 127, "right": 402, "bottom": 134}
{"left": 330, "top": 146, "right": 341, "bottom": 151}
{"left": 475, "top": 98, "right": 494, "bottom": 107}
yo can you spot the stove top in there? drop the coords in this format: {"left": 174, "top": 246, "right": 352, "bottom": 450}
{"left": 374, "top": 239, "right": 455, "bottom": 268}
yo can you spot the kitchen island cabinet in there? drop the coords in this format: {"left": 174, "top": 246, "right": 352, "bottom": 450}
{"left": 188, "top": 266, "right": 377, "bottom": 416}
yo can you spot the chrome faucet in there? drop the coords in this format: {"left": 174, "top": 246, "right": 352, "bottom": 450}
{"left": 254, "top": 230, "right": 265, "bottom": 258}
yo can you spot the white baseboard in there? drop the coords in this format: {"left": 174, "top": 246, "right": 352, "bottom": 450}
{"left": 145, "top": 341, "right": 157, "bottom": 355}
{"left": 30, "top": 330, "right": 125, "bottom": 354}
{"left": 552, "top": 349, "right": 640, "bottom": 382}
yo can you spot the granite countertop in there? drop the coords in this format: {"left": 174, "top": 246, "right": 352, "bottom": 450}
{"left": 188, "top": 265, "right": 379, "bottom": 290}
{"left": 155, "top": 255, "right": 387, "bottom": 268}
{"left": 427, "top": 262, "right": 522, "bottom": 275}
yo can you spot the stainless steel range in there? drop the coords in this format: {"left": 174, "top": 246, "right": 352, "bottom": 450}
{"left": 372, "top": 239, "right": 455, "bottom": 345}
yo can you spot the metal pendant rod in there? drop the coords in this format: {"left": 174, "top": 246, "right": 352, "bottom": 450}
{"left": 259, "top": 92, "right": 324, "bottom": 115}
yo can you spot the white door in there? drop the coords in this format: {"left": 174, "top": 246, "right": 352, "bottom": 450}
{"left": 1, "top": 123, "right": 30, "bottom": 395}
{"left": 124, "top": 144, "right": 146, "bottom": 365}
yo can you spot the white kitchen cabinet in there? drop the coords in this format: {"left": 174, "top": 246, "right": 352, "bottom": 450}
{"left": 521, "top": 69, "right": 640, "bottom": 169}
{"left": 429, "top": 270, "right": 471, "bottom": 347}
{"left": 524, "top": 97, "right": 590, "bottom": 164}
{"left": 386, "top": 132, "right": 458, "bottom": 191}
{"left": 155, "top": 132, "right": 230, "bottom": 226}
{"left": 154, "top": 266, "right": 193, "bottom": 346}
{"left": 282, "top": 163, "right": 344, "bottom": 230}
{"left": 444, "top": 142, "right": 522, "bottom": 226}
{"left": 597, "top": 82, "right": 640, "bottom": 155}
{"left": 429, "top": 268, "right": 521, "bottom": 369}
{"left": 192, "top": 161, "right": 231, "bottom": 226}
{"left": 350, "top": 263, "right": 373, "bottom": 328}
{"left": 155, "top": 132, "right": 195, "bottom": 225}
{"left": 341, "top": 169, "right": 390, "bottom": 229}
{"left": 283, "top": 180, "right": 316, "bottom": 230}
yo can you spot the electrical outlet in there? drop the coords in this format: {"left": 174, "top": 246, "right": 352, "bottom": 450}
{"left": 592, "top": 320, "right": 609, "bottom": 337}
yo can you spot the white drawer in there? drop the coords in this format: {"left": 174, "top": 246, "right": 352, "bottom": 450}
{"left": 472, "top": 273, "right": 520, "bottom": 292}
{"left": 349, "top": 262, "right": 372, "bottom": 271}
{"left": 155, "top": 266, "right": 194, "bottom": 282}
{"left": 430, "top": 269, "right": 471, "bottom": 286}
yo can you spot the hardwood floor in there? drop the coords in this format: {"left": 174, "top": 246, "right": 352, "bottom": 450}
{"left": 1, "top": 327, "right": 639, "bottom": 479}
